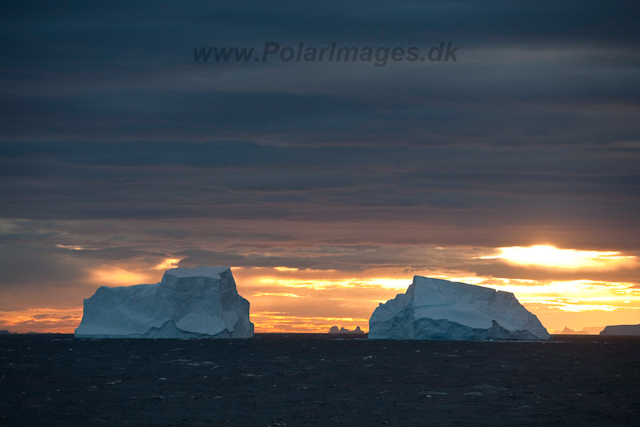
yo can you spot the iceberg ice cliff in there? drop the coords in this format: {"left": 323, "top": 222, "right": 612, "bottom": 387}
{"left": 369, "top": 276, "right": 550, "bottom": 341}
{"left": 75, "top": 266, "right": 254, "bottom": 339}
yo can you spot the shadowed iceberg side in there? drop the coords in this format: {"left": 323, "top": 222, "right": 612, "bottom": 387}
{"left": 368, "top": 276, "right": 550, "bottom": 341}
{"left": 75, "top": 266, "right": 254, "bottom": 339}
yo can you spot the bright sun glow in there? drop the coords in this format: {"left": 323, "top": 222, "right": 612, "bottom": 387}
{"left": 486, "top": 245, "right": 636, "bottom": 269}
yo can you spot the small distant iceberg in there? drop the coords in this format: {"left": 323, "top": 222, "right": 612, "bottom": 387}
{"left": 369, "top": 276, "right": 550, "bottom": 341}
{"left": 329, "top": 326, "right": 365, "bottom": 334}
{"left": 600, "top": 324, "right": 640, "bottom": 336}
{"left": 75, "top": 266, "right": 254, "bottom": 339}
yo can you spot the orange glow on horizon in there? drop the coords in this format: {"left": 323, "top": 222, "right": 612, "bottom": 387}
{"left": 480, "top": 279, "right": 640, "bottom": 312}
{"left": 236, "top": 268, "right": 640, "bottom": 334}
{"left": 254, "top": 276, "right": 411, "bottom": 290}
{"left": 253, "top": 292, "right": 306, "bottom": 298}
{"left": 0, "top": 308, "right": 84, "bottom": 334}
{"left": 251, "top": 311, "right": 369, "bottom": 333}
{"left": 89, "top": 267, "right": 152, "bottom": 286}
{"left": 3, "top": 251, "right": 639, "bottom": 335}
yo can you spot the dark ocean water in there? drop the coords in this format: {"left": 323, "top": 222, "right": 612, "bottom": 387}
{"left": 1, "top": 334, "right": 639, "bottom": 426}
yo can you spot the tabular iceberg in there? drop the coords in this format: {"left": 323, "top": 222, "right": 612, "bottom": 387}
{"left": 75, "top": 266, "right": 254, "bottom": 339}
{"left": 368, "top": 276, "right": 550, "bottom": 341}
{"left": 600, "top": 324, "right": 640, "bottom": 336}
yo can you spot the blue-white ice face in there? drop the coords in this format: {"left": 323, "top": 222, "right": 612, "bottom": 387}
{"left": 75, "top": 267, "right": 254, "bottom": 339}
{"left": 369, "top": 276, "right": 550, "bottom": 341}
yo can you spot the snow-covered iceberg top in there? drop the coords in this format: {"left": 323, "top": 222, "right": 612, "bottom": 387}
{"left": 369, "top": 276, "right": 550, "bottom": 341}
{"left": 75, "top": 266, "right": 254, "bottom": 339}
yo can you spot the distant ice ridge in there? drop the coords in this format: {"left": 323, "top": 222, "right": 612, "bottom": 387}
{"left": 368, "top": 276, "right": 550, "bottom": 341}
{"left": 329, "top": 326, "right": 365, "bottom": 334}
{"left": 75, "top": 266, "right": 254, "bottom": 339}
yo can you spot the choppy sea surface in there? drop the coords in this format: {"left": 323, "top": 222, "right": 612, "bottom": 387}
{"left": 1, "top": 334, "right": 639, "bottom": 426}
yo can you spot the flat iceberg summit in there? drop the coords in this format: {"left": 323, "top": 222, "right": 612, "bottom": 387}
{"left": 369, "top": 276, "right": 550, "bottom": 341}
{"left": 75, "top": 266, "right": 254, "bottom": 339}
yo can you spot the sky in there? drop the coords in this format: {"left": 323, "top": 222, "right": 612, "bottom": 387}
{"left": 1, "top": 1, "right": 639, "bottom": 334}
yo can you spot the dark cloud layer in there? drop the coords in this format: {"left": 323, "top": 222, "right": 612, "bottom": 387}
{"left": 1, "top": 142, "right": 638, "bottom": 245}
{"left": 1, "top": 1, "right": 639, "bottom": 146}
{"left": 0, "top": 1, "right": 639, "bottom": 313}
